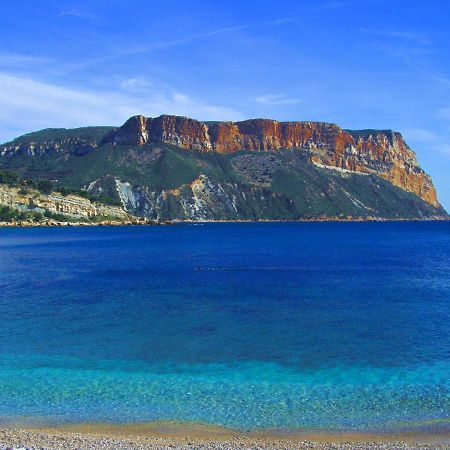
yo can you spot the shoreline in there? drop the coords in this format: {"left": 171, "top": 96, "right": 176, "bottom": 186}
{"left": 1, "top": 422, "right": 450, "bottom": 449}
{"left": 0, "top": 216, "right": 449, "bottom": 228}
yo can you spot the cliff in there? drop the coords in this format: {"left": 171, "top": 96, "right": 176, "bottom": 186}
{"left": 0, "top": 183, "right": 135, "bottom": 224}
{"left": 0, "top": 115, "right": 446, "bottom": 222}
{"left": 101, "top": 115, "right": 440, "bottom": 207}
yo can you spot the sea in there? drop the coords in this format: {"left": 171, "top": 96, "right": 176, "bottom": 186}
{"left": 0, "top": 222, "right": 449, "bottom": 433}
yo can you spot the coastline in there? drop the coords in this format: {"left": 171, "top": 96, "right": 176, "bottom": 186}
{"left": 0, "top": 215, "right": 449, "bottom": 227}
{"left": 1, "top": 422, "right": 450, "bottom": 449}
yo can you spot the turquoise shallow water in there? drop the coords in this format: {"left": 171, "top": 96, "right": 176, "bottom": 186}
{"left": 0, "top": 222, "right": 449, "bottom": 432}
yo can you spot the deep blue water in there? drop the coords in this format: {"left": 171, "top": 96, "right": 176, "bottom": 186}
{"left": 0, "top": 222, "right": 449, "bottom": 432}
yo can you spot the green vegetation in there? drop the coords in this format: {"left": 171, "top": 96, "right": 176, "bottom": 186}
{"left": 2, "top": 126, "right": 114, "bottom": 146}
{"left": 0, "top": 204, "right": 100, "bottom": 224}
{"left": 53, "top": 185, "right": 122, "bottom": 206}
{"left": 0, "top": 127, "right": 446, "bottom": 221}
{"left": 0, "top": 170, "right": 21, "bottom": 186}
{"left": 0, "top": 205, "right": 43, "bottom": 223}
{"left": 43, "top": 210, "right": 72, "bottom": 222}
{"left": 0, "top": 169, "right": 121, "bottom": 206}
{"left": 35, "top": 179, "right": 53, "bottom": 194}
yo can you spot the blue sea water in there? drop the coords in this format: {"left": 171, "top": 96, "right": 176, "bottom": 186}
{"left": 0, "top": 222, "right": 449, "bottom": 432}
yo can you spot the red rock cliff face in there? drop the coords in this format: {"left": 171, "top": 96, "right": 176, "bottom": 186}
{"left": 207, "top": 120, "right": 345, "bottom": 153}
{"left": 102, "top": 115, "right": 440, "bottom": 207}
{"left": 317, "top": 130, "right": 439, "bottom": 207}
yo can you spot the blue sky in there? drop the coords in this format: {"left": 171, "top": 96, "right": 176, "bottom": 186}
{"left": 0, "top": 0, "right": 449, "bottom": 208}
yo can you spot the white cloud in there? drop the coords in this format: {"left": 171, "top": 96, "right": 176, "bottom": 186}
{"left": 0, "top": 73, "right": 243, "bottom": 143}
{"left": 119, "top": 77, "right": 155, "bottom": 92}
{"left": 255, "top": 94, "right": 299, "bottom": 106}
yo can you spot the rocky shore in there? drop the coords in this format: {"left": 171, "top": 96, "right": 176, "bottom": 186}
{"left": 0, "top": 218, "right": 155, "bottom": 227}
{"left": 1, "top": 216, "right": 449, "bottom": 228}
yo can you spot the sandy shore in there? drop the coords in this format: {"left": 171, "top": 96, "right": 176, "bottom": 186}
{"left": 1, "top": 423, "right": 449, "bottom": 450}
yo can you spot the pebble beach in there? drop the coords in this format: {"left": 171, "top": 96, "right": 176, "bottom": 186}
{"left": 1, "top": 428, "right": 450, "bottom": 450}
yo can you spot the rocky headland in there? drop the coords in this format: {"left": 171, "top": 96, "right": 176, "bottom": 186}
{"left": 0, "top": 115, "right": 447, "bottom": 223}
{"left": 101, "top": 115, "right": 439, "bottom": 207}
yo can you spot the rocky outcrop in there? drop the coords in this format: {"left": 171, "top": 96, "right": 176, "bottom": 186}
{"left": 101, "top": 115, "right": 211, "bottom": 151}
{"left": 85, "top": 155, "right": 445, "bottom": 222}
{"left": 0, "top": 137, "right": 97, "bottom": 157}
{"left": 0, "top": 116, "right": 442, "bottom": 211}
{"left": 101, "top": 115, "right": 440, "bottom": 207}
{"left": 0, "top": 184, "right": 131, "bottom": 220}
{"left": 310, "top": 130, "right": 439, "bottom": 207}
{"left": 102, "top": 116, "right": 342, "bottom": 153}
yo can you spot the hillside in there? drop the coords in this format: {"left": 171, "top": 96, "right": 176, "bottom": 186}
{"left": 0, "top": 170, "right": 139, "bottom": 225}
{"left": 0, "top": 115, "right": 447, "bottom": 222}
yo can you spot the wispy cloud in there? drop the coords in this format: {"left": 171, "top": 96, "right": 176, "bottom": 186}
{"left": 164, "top": 18, "right": 294, "bottom": 45}
{"left": 317, "top": 1, "right": 354, "bottom": 10}
{"left": 403, "top": 127, "right": 450, "bottom": 157}
{"left": 119, "top": 77, "right": 156, "bottom": 92}
{"left": 64, "top": 18, "right": 294, "bottom": 73}
{"left": 58, "top": 9, "right": 97, "bottom": 20}
{"left": 255, "top": 94, "right": 299, "bottom": 106}
{"left": 0, "top": 52, "right": 50, "bottom": 69}
{"left": 358, "top": 28, "right": 430, "bottom": 45}
{"left": 318, "top": 0, "right": 386, "bottom": 10}
{"left": 359, "top": 27, "right": 435, "bottom": 72}
{"left": 0, "top": 73, "right": 243, "bottom": 143}
{"left": 403, "top": 128, "right": 439, "bottom": 142}
{"left": 437, "top": 107, "right": 450, "bottom": 120}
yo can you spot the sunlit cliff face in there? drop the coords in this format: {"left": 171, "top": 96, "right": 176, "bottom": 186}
{"left": 102, "top": 115, "right": 440, "bottom": 207}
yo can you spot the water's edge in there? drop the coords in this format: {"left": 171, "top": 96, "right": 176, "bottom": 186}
{"left": 2, "top": 420, "right": 450, "bottom": 445}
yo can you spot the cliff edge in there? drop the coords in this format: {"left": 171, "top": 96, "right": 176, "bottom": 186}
{"left": 101, "top": 115, "right": 439, "bottom": 207}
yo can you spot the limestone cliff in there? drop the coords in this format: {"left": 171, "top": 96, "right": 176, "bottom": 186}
{"left": 0, "top": 184, "right": 132, "bottom": 222}
{"left": 102, "top": 115, "right": 440, "bottom": 207}
{"left": 0, "top": 116, "right": 445, "bottom": 221}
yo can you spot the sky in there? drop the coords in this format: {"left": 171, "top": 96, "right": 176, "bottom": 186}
{"left": 0, "top": 0, "right": 449, "bottom": 209}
